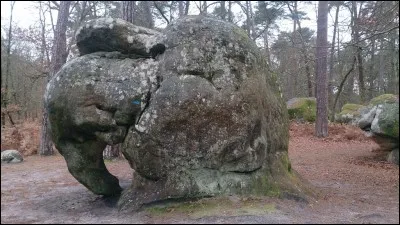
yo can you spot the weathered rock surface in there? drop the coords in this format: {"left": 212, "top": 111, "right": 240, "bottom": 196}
{"left": 1, "top": 150, "right": 23, "bottom": 163}
{"left": 46, "top": 16, "right": 313, "bottom": 209}
{"left": 338, "top": 94, "right": 399, "bottom": 164}
{"left": 335, "top": 104, "right": 364, "bottom": 124}
{"left": 287, "top": 97, "right": 316, "bottom": 122}
{"left": 76, "top": 18, "right": 165, "bottom": 57}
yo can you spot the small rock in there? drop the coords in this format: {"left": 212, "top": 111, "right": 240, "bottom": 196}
{"left": 1, "top": 150, "right": 23, "bottom": 163}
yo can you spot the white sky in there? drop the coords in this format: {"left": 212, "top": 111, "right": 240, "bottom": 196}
{"left": 1, "top": 1, "right": 351, "bottom": 44}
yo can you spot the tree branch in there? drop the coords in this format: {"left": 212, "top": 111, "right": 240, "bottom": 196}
{"left": 153, "top": 1, "right": 169, "bottom": 24}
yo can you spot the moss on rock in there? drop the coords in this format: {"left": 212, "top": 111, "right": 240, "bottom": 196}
{"left": 335, "top": 103, "right": 364, "bottom": 124}
{"left": 369, "top": 94, "right": 398, "bottom": 106}
{"left": 287, "top": 97, "right": 316, "bottom": 122}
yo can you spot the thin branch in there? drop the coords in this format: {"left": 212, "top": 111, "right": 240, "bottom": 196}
{"left": 153, "top": 1, "right": 169, "bottom": 24}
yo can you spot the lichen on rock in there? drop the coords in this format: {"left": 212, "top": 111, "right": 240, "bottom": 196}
{"left": 46, "top": 16, "right": 314, "bottom": 210}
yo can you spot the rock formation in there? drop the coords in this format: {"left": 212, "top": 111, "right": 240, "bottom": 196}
{"left": 45, "top": 16, "right": 313, "bottom": 210}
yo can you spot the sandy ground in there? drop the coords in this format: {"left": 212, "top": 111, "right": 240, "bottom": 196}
{"left": 1, "top": 123, "right": 399, "bottom": 224}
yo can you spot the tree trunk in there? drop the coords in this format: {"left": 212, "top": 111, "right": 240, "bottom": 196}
{"left": 331, "top": 57, "right": 357, "bottom": 121}
{"left": 228, "top": 1, "right": 232, "bottom": 22}
{"left": 378, "top": 37, "right": 385, "bottom": 94}
{"left": 39, "top": 1, "right": 71, "bottom": 156}
{"left": 220, "top": 1, "right": 226, "bottom": 20}
{"left": 328, "top": 3, "right": 339, "bottom": 113}
{"left": 263, "top": 28, "right": 271, "bottom": 66}
{"left": 352, "top": 1, "right": 366, "bottom": 103}
{"left": 142, "top": 1, "right": 154, "bottom": 28}
{"left": 179, "top": 1, "right": 184, "bottom": 18}
{"left": 185, "top": 1, "right": 190, "bottom": 15}
{"left": 2, "top": 1, "right": 15, "bottom": 126}
{"left": 368, "top": 37, "right": 375, "bottom": 100}
{"left": 122, "top": 1, "right": 136, "bottom": 23}
{"left": 315, "top": 1, "right": 329, "bottom": 137}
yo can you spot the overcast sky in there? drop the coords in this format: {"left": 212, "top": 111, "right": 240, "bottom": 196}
{"left": 1, "top": 1, "right": 351, "bottom": 43}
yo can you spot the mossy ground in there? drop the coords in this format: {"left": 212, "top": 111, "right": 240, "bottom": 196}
{"left": 144, "top": 196, "right": 276, "bottom": 219}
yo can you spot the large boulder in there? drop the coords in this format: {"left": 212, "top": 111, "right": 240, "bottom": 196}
{"left": 349, "top": 94, "right": 399, "bottom": 164}
{"left": 287, "top": 97, "right": 316, "bottom": 122}
{"left": 1, "top": 150, "right": 23, "bottom": 163}
{"left": 46, "top": 16, "right": 312, "bottom": 210}
{"left": 335, "top": 104, "right": 364, "bottom": 124}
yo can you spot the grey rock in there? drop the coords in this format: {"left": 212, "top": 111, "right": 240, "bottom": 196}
{"left": 46, "top": 16, "right": 311, "bottom": 209}
{"left": 387, "top": 149, "right": 399, "bottom": 165}
{"left": 1, "top": 150, "right": 23, "bottom": 163}
{"left": 76, "top": 18, "right": 165, "bottom": 57}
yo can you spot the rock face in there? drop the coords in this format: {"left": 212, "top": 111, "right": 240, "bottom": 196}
{"left": 335, "top": 104, "right": 364, "bottom": 124}
{"left": 1, "top": 150, "right": 23, "bottom": 163}
{"left": 46, "top": 16, "right": 312, "bottom": 209}
{"left": 287, "top": 97, "right": 316, "bottom": 122}
{"left": 343, "top": 94, "right": 399, "bottom": 165}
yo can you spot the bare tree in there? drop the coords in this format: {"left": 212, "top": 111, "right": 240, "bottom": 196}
{"left": 1, "top": 1, "right": 16, "bottom": 126}
{"left": 315, "top": 1, "right": 329, "bottom": 137}
{"left": 39, "top": 1, "right": 71, "bottom": 156}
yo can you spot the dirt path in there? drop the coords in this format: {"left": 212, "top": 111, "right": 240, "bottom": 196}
{"left": 1, "top": 124, "right": 399, "bottom": 224}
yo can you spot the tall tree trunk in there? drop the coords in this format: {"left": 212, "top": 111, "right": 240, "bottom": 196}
{"left": 228, "top": 1, "right": 232, "bottom": 22}
{"left": 315, "top": 1, "right": 329, "bottom": 137}
{"left": 378, "top": 42, "right": 385, "bottom": 94}
{"left": 122, "top": 1, "right": 136, "bottom": 23}
{"left": 248, "top": 1, "right": 256, "bottom": 40}
{"left": 220, "top": 1, "right": 226, "bottom": 20}
{"left": 368, "top": 37, "right": 375, "bottom": 100}
{"left": 39, "top": 1, "right": 71, "bottom": 156}
{"left": 185, "top": 1, "right": 190, "bottom": 15}
{"left": 287, "top": 1, "right": 313, "bottom": 97}
{"left": 263, "top": 28, "right": 271, "bottom": 66}
{"left": 142, "top": 1, "right": 154, "bottom": 28}
{"left": 328, "top": 3, "right": 340, "bottom": 114}
{"left": 2, "top": 1, "right": 15, "bottom": 126}
{"left": 352, "top": 1, "right": 366, "bottom": 103}
{"left": 389, "top": 32, "right": 398, "bottom": 94}
{"left": 178, "top": 1, "right": 184, "bottom": 18}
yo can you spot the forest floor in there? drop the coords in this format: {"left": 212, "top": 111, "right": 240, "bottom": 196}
{"left": 1, "top": 122, "right": 399, "bottom": 224}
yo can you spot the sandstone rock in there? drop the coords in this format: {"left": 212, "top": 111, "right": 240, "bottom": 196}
{"left": 46, "top": 16, "right": 312, "bottom": 209}
{"left": 76, "top": 18, "right": 165, "bottom": 57}
{"left": 335, "top": 104, "right": 364, "bottom": 124}
{"left": 287, "top": 97, "right": 316, "bottom": 122}
{"left": 349, "top": 96, "right": 399, "bottom": 164}
{"left": 369, "top": 94, "right": 398, "bottom": 106}
{"left": 1, "top": 150, "right": 23, "bottom": 163}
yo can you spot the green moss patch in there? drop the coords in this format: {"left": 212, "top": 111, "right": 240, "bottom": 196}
{"left": 287, "top": 97, "right": 316, "bottom": 122}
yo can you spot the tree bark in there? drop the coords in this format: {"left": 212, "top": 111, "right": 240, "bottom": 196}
{"left": 178, "top": 1, "right": 184, "bottom": 18}
{"left": 39, "top": 1, "right": 71, "bottom": 156}
{"left": 220, "top": 1, "right": 226, "bottom": 20}
{"left": 315, "top": 1, "right": 329, "bottom": 137}
{"left": 328, "top": 3, "right": 340, "bottom": 113}
{"left": 122, "top": 1, "right": 136, "bottom": 23}
{"left": 352, "top": 1, "right": 366, "bottom": 103}
{"left": 228, "top": 1, "right": 232, "bottom": 22}
{"left": 185, "top": 1, "right": 190, "bottom": 15}
{"left": 2, "top": 1, "right": 15, "bottom": 126}
{"left": 367, "top": 36, "right": 375, "bottom": 100}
